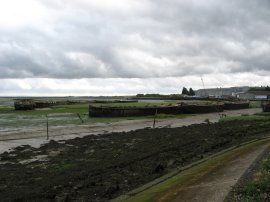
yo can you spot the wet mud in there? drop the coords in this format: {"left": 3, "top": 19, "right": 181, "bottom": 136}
{"left": 0, "top": 120, "right": 270, "bottom": 201}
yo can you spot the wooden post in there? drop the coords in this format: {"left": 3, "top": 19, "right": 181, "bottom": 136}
{"left": 153, "top": 108, "right": 158, "bottom": 128}
{"left": 46, "top": 115, "right": 49, "bottom": 140}
{"left": 77, "top": 113, "right": 84, "bottom": 123}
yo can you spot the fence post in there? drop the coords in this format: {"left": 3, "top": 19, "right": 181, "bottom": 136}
{"left": 77, "top": 113, "right": 84, "bottom": 123}
{"left": 46, "top": 115, "right": 49, "bottom": 140}
{"left": 153, "top": 108, "right": 158, "bottom": 128}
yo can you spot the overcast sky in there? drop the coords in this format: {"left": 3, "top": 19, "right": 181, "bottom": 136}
{"left": 1, "top": 0, "right": 270, "bottom": 96}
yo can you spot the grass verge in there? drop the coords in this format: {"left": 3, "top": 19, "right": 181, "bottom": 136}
{"left": 233, "top": 147, "right": 270, "bottom": 201}
{"left": 121, "top": 138, "right": 270, "bottom": 202}
{"left": 219, "top": 112, "right": 270, "bottom": 122}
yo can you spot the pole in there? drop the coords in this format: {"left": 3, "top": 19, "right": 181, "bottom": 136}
{"left": 46, "top": 115, "right": 49, "bottom": 140}
{"left": 153, "top": 108, "right": 158, "bottom": 128}
{"left": 77, "top": 113, "right": 84, "bottom": 123}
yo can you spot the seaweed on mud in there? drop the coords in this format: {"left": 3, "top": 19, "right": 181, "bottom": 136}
{"left": 0, "top": 120, "right": 269, "bottom": 201}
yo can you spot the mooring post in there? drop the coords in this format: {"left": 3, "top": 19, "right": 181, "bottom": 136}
{"left": 153, "top": 108, "right": 158, "bottom": 128}
{"left": 77, "top": 113, "right": 84, "bottom": 123}
{"left": 46, "top": 115, "right": 49, "bottom": 140}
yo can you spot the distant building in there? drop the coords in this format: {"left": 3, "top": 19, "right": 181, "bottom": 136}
{"left": 196, "top": 86, "right": 270, "bottom": 100}
{"left": 195, "top": 86, "right": 249, "bottom": 98}
{"left": 238, "top": 91, "right": 270, "bottom": 100}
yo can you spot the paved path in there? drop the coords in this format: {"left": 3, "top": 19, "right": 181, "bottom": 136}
{"left": 156, "top": 140, "right": 270, "bottom": 202}
{"left": 0, "top": 108, "right": 261, "bottom": 153}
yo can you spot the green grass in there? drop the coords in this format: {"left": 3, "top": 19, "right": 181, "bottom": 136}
{"left": 239, "top": 153, "right": 270, "bottom": 201}
{"left": 0, "top": 102, "right": 189, "bottom": 129}
{"left": 249, "top": 101, "right": 262, "bottom": 108}
{"left": 255, "top": 112, "right": 270, "bottom": 117}
{"left": 85, "top": 113, "right": 189, "bottom": 125}
{"left": 89, "top": 100, "right": 220, "bottom": 108}
{"left": 219, "top": 113, "right": 270, "bottom": 122}
{"left": 0, "top": 98, "right": 245, "bottom": 130}
{"left": 49, "top": 162, "right": 77, "bottom": 173}
{"left": 125, "top": 139, "right": 270, "bottom": 202}
{"left": 0, "top": 106, "right": 14, "bottom": 113}
{"left": 0, "top": 104, "right": 91, "bottom": 128}
{"left": 13, "top": 104, "right": 90, "bottom": 115}
{"left": 89, "top": 101, "right": 178, "bottom": 108}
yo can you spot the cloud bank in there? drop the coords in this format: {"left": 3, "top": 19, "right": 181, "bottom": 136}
{"left": 0, "top": 0, "right": 269, "bottom": 95}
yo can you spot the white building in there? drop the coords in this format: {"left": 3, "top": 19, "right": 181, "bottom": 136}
{"left": 238, "top": 91, "right": 270, "bottom": 100}
{"left": 195, "top": 86, "right": 249, "bottom": 98}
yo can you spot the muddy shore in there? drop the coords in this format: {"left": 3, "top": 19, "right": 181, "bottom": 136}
{"left": 0, "top": 108, "right": 261, "bottom": 154}
{"left": 0, "top": 117, "right": 270, "bottom": 201}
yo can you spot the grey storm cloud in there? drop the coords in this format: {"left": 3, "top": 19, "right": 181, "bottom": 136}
{"left": 0, "top": 0, "right": 270, "bottom": 79}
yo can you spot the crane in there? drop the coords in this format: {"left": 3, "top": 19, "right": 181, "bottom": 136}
{"left": 201, "top": 76, "right": 205, "bottom": 90}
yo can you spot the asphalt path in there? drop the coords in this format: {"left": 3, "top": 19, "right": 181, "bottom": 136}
{"left": 156, "top": 140, "right": 270, "bottom": 202}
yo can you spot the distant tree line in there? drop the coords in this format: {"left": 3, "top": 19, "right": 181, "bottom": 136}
{"left": 249, "top": 86, "right": 270, "bottom": 91}
{"left": 136, "top": 88, "right": 196, "bottom": 98}
{"left": 182, "top": 87, "right": 195, "bottom": 96}
{"left": 136, "top": 94, "right": 167, "bottom": 98}
{"left": 136, "top": 94, "right": 183, "bottom": 98}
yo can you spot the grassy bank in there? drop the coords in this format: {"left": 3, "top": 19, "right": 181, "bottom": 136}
{"left": 249, "top": 101, "right": 262, "bottom": 108}
{"left": 221, "top": 112, "right": 270, "bottom": 201}
{"left": 125, "top": 139, "right": 270, "bottom": 202}
{"left": 229, "top": 146, "right": 270, "bottom": 201}
{"left": 219, "top": 112, "right": 270, "bottom": 122}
